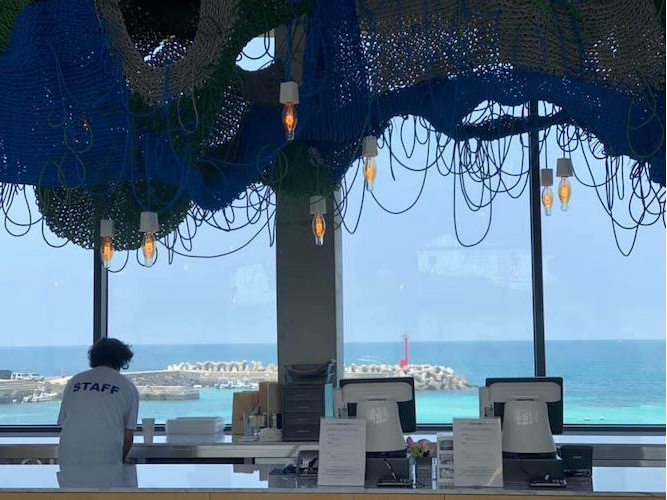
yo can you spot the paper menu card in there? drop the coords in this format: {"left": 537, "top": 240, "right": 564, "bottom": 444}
{"left": 453, "top": 418, "right": 503, "bottom": 487}
{"left": 317, "top": 418, "right": 367, "bottom": 486}
{"left": 436, "top": 433, "right": 454, "bottom": 487}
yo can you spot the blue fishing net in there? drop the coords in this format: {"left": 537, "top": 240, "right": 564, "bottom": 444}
{"left": 0, "top": 0, "right": 663, "bottom": 249}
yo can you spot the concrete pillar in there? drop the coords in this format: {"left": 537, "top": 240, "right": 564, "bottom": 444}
{"left": 274, "top": 18, "right": 343, "bottom": 382}
{"left": 276, "top": 193, "right": 344, "bottom": 383}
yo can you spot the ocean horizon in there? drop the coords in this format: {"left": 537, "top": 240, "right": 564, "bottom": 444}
{"left": 3, "top": 338, "right": 658, "bottom": 347}
{"left": 0, "top": 339, "right": 664, "bottom": 425}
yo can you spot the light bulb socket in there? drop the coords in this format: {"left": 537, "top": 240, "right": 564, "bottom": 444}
{"left": 279, "top": 81, "right": 299, "bottom": 105}
{"left": 309, "top": 195, "right": 327, "bottom": 215}
{"left": 556, "top": 158, "right": 573, "bottom": 178}
{"left": 540, "top": 168, "right": 553, "bottom": 187}
{"left": 139, "top": 211, "right": 159, "bottom": 233}
{"left": 100, "top": 219, "right": 114, "bottom": 238}
{"left": 362, "top": 136, "right": 378, "bottom": 157}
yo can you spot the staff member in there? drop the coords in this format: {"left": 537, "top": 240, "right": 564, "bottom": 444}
{"left": 58, "top": 338, "right": 139, "bottom": 465}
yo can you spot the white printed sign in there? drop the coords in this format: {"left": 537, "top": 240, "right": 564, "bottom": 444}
{"left": 317, "top": 418, "right": 366, "bottom": 487}
{"left": 453, "top": 418, "right": 503, "bottom": 487}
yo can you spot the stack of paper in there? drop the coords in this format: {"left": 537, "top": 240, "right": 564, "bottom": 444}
{"left": 165, "top": 417, "right": 225, "bottom": 435}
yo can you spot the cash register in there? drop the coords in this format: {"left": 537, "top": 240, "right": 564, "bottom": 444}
{"left": 480, "top": 377, "right": 566, "bottom": 487}
{"left": 341, "top": 377, "right": 415, "bottom": 486}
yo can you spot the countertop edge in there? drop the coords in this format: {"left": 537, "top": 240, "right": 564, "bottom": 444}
{"left": 0, "top": 487, "right": 663, "bottom": 496}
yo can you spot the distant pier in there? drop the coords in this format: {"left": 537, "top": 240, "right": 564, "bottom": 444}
{"left": 165, "top": 361, "right": 474, "bottom": 391}
{"left": 0, "top": 360, "right": 474, "bottom": 405}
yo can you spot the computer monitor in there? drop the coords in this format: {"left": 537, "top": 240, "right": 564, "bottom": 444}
{"left": 483, "top": 377, "right": 563, "bottom": 434}
{"left": 340, "top": 377, "right": 416, "bottom": 432}
{"left": 340, "top": 377, "right": 416, "bottom": 453}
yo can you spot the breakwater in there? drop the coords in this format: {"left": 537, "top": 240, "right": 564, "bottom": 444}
{"left": 0, "top": 377, "right": 199, "bottom": 404}
{"left": 166, "top": 361, "right": 474, "bottom": 391}
{"left": 0, "top": 360, "right": 473, "bottom": 405}
{"left": 346, "top": 363, "right": 473, "bottom": 391}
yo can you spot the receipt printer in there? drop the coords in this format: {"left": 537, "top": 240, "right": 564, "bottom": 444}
{"left": 559, "top": 445, "right": 593, "bottom": 477}
{"left": 503, "top": 456, "right": 564, "bottom": 483}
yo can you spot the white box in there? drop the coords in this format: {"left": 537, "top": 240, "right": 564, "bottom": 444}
{"left": 165, "top": 417, "right": 224, "bottom": 435}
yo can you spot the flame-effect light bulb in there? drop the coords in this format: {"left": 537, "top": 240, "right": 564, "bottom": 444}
{"left": 558, "top": 177, "right": 571, "bottom": 211}
{"left": 279, "top": 82, "right": 299, "bottom": 142}
{"left": 282, "top": 103, "right": 297, "bottom": 141}
{"left": 100, "top": 236, "right": 114, "bottom": 268}
{"left": 362, "top": 136, "right": 379, "bottom": 191}
{"left": 363, "top": 157, "right": 377, "bottom": 191}
{"left": 556, "top": 158, "right": 573, "bottom": 212}
{"left": 99, "top": 219, "right": 114, "bottom": 269}
{"left": 142, "top": 232, "right": 157, "bottom": 267}
{"left": 139, "top": 212, "right": 159, "bottom": 267}
{"left": 309, "top": 196, "right": 327, "bottom": 247}
{"left": 312, "top": 213, "right": 326, "bottom": 246}
{"left": 542, "top": 187, "right": 553, "bottom": 216}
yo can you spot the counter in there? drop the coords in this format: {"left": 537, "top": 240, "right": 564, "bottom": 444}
{"left": 0, "top": 434, "right": 664, "bottom": 466}
{"left": 0, "top": 463, "right": 663, "bottom": 498}
{"left": 0, "top": 435, "right": 317, "bottom": 464}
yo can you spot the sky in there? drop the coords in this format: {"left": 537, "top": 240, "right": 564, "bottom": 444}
{"left": 0, "top": 128, "right": 664, "bottom": 347}
{"left": 0, "top": 39, "right": 664, "bottom": 347}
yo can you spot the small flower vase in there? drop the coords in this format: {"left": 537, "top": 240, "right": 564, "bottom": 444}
{"left": 412, "top": 456, "right": 434, "bottom": 487}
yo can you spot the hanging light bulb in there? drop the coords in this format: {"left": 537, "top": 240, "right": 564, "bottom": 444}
{"left": 279, "top": 81, "right": 299, "bottom": 141}
{"left": 99, "top": 219, "right": 114, "bottom": 269}
{"left": 556, "top": 158, "right": 573, "bottom": 211}
{"left": 139, "top": 211, "right": 159, "bottom": 267}
{"left": 309, "top": 196, "right": 327, "bottom": 246}
{"left": 282, "top": 103, "right": 297, "bottom": 141}
{"left": 312, "top": 213, "right": 326, "bottom": 246}
{"left": 540, "top": 168, "right": 554, "bottom": 216}
{"left": 362, "top": 136, "right": 378, "bottom": 191}
{"left": 558, "top": 177, "right": 571, "bottom": 211}
{"left": 142, "top": 232, "right": 156, "bottom": 265}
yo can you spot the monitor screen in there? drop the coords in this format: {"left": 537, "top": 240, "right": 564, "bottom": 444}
{"left": 339, "top": 377, "right": 416, "bottom": 433}
{"left": 485, "top": 377, "right": 563, "bottom": 435}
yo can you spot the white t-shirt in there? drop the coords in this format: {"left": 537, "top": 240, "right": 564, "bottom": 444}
{"left": 58, "top": 366, "right": 139, "bottom": 465}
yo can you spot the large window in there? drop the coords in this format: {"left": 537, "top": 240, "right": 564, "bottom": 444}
{"left": 542, "top": 143, "right": 666, "bottom": 424}
{"left": 104, "top": 36, "right": 279, "bottom": 426}
{"left": 0, "top": 191, "right": 92, "bottom": 425}
{"left": 108, "top": 209, "right": 277, "bottom": 425}
{"left": 0, "top": 37, "right": 279, "bottom": 428}
{"left": 1, "top": 115, "right": 664, "bottom": 429}
{"left": 342, "top": 115, "right": 666, "bottom": 426}
{"left": 342, "top": 116, "right": 534, "bottom": 423}
{"left": 0, "top": 192, "right": 277, "bottom": 427}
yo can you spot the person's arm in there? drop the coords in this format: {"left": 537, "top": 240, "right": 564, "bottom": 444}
{"left": 57, "top": 381, "right": 70, "bottom": 427}
{"left": 123, "top": 383, "right": 140, "bottom": 463}
{"left": 57, "top": 401, "right": 66, "bottom": 427}
{"left": 123, "top": 429, "right": 134, "bottom": 462}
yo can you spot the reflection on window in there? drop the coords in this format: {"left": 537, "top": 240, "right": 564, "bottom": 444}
{"left": 542, "top": 141, "right": 666, "bottom": 424}
{"left": 103, "top": 33, "right": 278, "bottom": 426}
{"left": 342, "top": 115, "right": 534, "bottom": 424}
{"left": 108, "top": 215, "right": 277, "bottom": 425}
{"left": 0, "top": 191, "right": 92, "bottom": 425}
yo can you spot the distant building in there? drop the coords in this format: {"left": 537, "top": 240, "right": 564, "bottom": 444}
{"left": 0, "top": 370, "right": 11, "bottom": 380}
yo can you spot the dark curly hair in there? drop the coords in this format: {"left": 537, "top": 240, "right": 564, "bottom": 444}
{"left": 88, "top": 338, "right": 134, "bottom": 371}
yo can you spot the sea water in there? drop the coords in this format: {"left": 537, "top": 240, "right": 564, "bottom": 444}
{"left": 0, "top": 340, "right": 664, "bottom": 425}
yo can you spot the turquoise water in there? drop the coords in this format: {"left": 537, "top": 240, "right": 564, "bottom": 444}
{"left": 0, "top": 340, "right": 664, "bottom": 425}
{"left": 1, "top": 388, "right": 663, "bottom": 426}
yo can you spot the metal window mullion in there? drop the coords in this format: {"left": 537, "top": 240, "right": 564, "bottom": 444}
{"left": 92, "top": 244, "right": 108, "bottom": 343}
{"left": 528, "top": 100, "right": 546, "bottom": 377}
